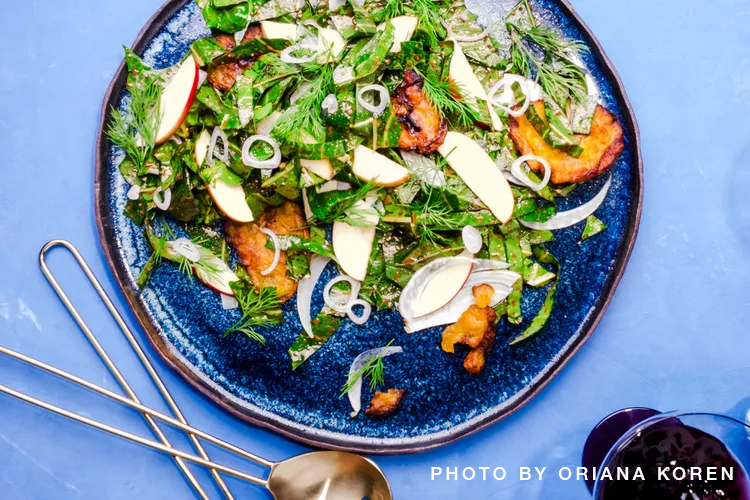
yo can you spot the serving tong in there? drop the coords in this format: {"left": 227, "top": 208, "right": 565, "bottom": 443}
{"left": 0, "top": 240, "right": 391, "bottom": 500}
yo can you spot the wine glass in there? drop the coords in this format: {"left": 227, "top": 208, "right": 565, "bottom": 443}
{"left": 586, "top": 410, "right": 750, "bottom": 499}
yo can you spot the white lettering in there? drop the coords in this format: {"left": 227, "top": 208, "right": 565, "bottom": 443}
{"left": 520, "top": 467, "right": 531, "bottom": 480}
{"left": 690, "top": 467, "right": 701, "bottom": 481}
{"left": 577, "top": 468, "right": 588, "bottom": 481}
{"left": 535, "top": 467, "right": 546, "bottom": 480}
{"left": 706, "top": 467, "right": 717, "bottom": 481}
{"left": 463, "top": 468, "right": 475, "bottom": 480}
{"left": 493, "top": 467, "right": 506, "bottom": 480}
{"left": 723, "top": 467, "right": 734, "bottom": 481}
{"left": 559, "top": 467, "right": 572, "bottom": 480}
{"left": 657, "top": 467, "right": 669, "bottom": 481}
{"left": 617, "top": 467, "right": 629, "bottom": 480}
{"left": 446, "top": 467, "right": 458, "bottom": 480}
{"left": 600, "top": 467, "right": 612, "bottom": 480}
{"left": 673, "top": 467, "right": 686, "bottom": 481}
{"left": 633, "top": 467, "right": 645, "bottom": 481}
{"left": 478, "top": 467, "right": 489, "bottom": 480}
{"left": 431, "top": 467, "right": 442, "bottom": 480}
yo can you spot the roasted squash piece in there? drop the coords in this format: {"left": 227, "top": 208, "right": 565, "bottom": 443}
{"left": 225, "top": 201, "right": 308, "bottom": 302}
{"left": 365, "top": 389, "right": 406, "bottom": 419}
{"left": 441, "top": 284, "right": 498, "bottom": 375}
{"left": 509, "top": 103, "right": 624, "bottom": 184}
{"left": 392, "top": 70, "right": 447, "bottom": 154}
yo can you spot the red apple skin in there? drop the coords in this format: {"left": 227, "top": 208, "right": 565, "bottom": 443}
{"left": 194, "top": 265, "right": 235, "bottom": 296}
{"left": 205, "top": 183, "right": 255, "bottom": 224}
{"left": 155, "top": 59, "right": 200, "bottom": 145}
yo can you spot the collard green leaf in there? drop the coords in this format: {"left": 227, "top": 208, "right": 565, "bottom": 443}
{"left": 289, "top": 312, "right": 342, "bottom": 369}
{"left": 582, "top": 215, "right": 606, "bottom": 240}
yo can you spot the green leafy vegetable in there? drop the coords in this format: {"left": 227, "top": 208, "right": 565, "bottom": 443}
{"left": 582, "top": 215, "right": 606, "bottom": 240}
{"left": 108, "top": 79, "right": 162, "bottom": 174}
{"left": 340, "top": 340, "right": 395, "bottom": 396}
{"left": 226, "top": 281, "right": 283, "bottom": 344}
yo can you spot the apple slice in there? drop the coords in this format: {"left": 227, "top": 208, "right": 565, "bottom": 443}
{"left": 255, "top": 110, "right": 282, "bottom": 136}
{"left": 332, "top": 199, "right": 379, "bottom": 281}
{"left": 352, "top": 145, "right": 411, "bottom": 187}
{"left": 155, "top": 55, "right": 199, "bottom": 145}
{"left": 377, "top": 16, "right": 418, "bottom": 53}
{"left": 437, "top": 132, "right": 515, "bottom": 223}
{"left": 448, "top": 41, "right": 503, "bottom": 132}
{"left": 301, "top": 158, "right": 334, "bottom": 180}
{"left": 261, "top": 21, "right": 299, "bottom": 41}
{"left": 413, "top": 259, "right": 474, "bottom": 318}
{"left": 166, "top": 240, "right": 238, "bottom": 295}
{"left": 194, "top": 130, "right": 255, "bottom": 223}
{"left": 317, "top": 28, "right": 346, "bottom": 58}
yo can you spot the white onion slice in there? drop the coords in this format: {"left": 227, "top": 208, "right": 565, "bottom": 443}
{"left": 511, "top": 155, "right": 551, "bottom": 192}
{"left": 242, "top": 135, "right": 281, "bottom": 170}
{"left": 302, "top": 19, "right": 324, "bottom": 31}
{"left": 208, "top": 127, "right": 229, "bottom": 164}
{"left": 153, "top": 187, "right": 172, "bottom": 211}
{"left": 167, "top": 238, "right": 201, "bottom": 263}
{"left": 462, "top": 226, "right": 483, "bottom": 254}
{"left": 169, "top": 135, "right": 183, "bottom": 145}
{"left": 198, "top": 69, "right": 208, "bottom": 88}
{"left": 127, "top": 185, "right": 141, "bottom": 200}
{"left": 488, "top": 79, "right": 530, "bottom": 117}
{"left": 357, "top": 84, "right": 389, "bottom": 117}
{"left": 501, "top": 169, "right": 526, "bottom": 186}
{"left": 221, "top": 294, "right": 240, "bottom": 310}
{"left": 297, "top": 255, "right": 332, "bottom": 338}
{"left": 323, "top": 275, "right": 361, "bottom": 313}
{"left": 280, "top": 43, "right": 320, "bottom": 64}
{"left": 443, "top": 20, "right": 490, "bottom": 43}
{"left": 346, "top": 299, "right": 371, "bottom": 325}
{"left": 259, "top": 229, "right": 281, "bottom": 276}
{"left": 322, "top": 93, "right": 338, "bottom": 114}
{"left": 521, "top": 175, "right": 612, "bottom": 230}
{"left": 347, "top": 346, "right": 404, "bottom": 417}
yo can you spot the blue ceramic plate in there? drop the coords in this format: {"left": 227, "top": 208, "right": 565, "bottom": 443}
{"left": 95, "top": 0, "right": 642, "bottom": 453}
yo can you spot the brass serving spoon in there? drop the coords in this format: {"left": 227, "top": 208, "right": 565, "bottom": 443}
{"left": 0, "top": 345, "right": 392, "bottom": 500}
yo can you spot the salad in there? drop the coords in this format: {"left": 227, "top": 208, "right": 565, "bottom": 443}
{"left": 110, "top": 0, "right": 624, "bottom": 418}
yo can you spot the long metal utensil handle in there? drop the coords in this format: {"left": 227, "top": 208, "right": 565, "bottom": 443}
{"left": 0, "top": 383, "right": 268, "bottom": 486}
{"left": 40, "top": 239, "right": 235, "bottom": 499}
{"left": 0, "top": 344, "right": 273, "bottom": 469}
{"left": 39, "top": 240, "right": 210, "bottom": 499}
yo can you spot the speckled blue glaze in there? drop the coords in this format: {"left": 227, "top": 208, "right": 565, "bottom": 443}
{"left": 103, "top": 0, "right": 637, "bottom": 451}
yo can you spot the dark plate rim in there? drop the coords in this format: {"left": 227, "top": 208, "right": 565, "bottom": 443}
{"left": 94, "top": 0, "right": 643, "bottom": 455}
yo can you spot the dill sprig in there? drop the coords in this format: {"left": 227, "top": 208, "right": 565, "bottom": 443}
{"left": 108, "top": 79, "right": 162, "bottom": 171}
{"left": 340, "top": 340, "right": 395, "bottom": 397}
{"left": 416, "top": 69, "right": 482, "bottom": 129}
{"left": 384, "top": 0, "right": 449, "bottom": 47}
{"left": 507, "top": 22, "right": 589, "bottom": 107}
{"left": 271, "top": 61, "right": 334, "bottom": 144}
{"left": 311, "top": 180, "right": 379, "bottom": 227}
{"left": 225, "top": 286, "right": 282, "bottom": 344}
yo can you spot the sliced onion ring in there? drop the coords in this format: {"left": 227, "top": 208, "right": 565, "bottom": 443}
{"left": 208, "top": 127, "right": 229, "bottom": 164}
{"left": 443, "top": 20, "right": 490, "bottom": 43}
{"left": 521, "top": 175, "right": 612, "bottom": 230}
{"left": 511, "top": 155, "right": 551, "bottom": 192}
{"left": 168, "top": 238, "right": 201, "bottom": 262}
{"left": 280, "top": 43, "right": 320, "bottom": 64}
{"left": 322, "top": 93, "right": 338, "bottom": 114}
{"left": 127, "top": 185, "right": 141, "bottom": 200}
{"left": 298, "top": 255, "right": 332, "bottom": 338}
{"left": 346, "top": 346, "right": 404, "bottom": 417}
{"left": 323, "top": 275, "right": 361, "bottom": 313}
{"left": 356, "top": 84, "right": 388, "bottom": 117}
{"left": 259, "top": 229, "right": 281, "bottom": 276}
{"left": 346, "top": 299, "right": 371, "bottom": 325}
{"left": 153, "top": 187, "right": 172, "bottom": 211}
{"left": 221, "top": 294, "right": 240, "bottom": 310}
{"left": 488, "top": 79, "right": 530, "bottom": 117}
{"left": 242, "top": 135, "right": 281, "bottom": 170}
{"left": 462, "top": 226, "right": 483, "bottom": 254}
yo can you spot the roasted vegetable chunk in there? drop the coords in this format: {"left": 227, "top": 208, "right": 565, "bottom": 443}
{"left": 441, "top": 284, "right": 498, "bottom": 375}
{"left": 225, "top": 201, "right": 308, "bottom": 302}
{"left": 392, "top": 70, "right": 447, "bottom": 154}
{"left": 213, "top": 32, "right": 236, "bottom": 51}
{"left": 509, "top": 104, "right": 624, "bottom": 184}
{"left": 209, "top": 58, "right": 255, "bottom": 92}
{"left": 242, "top": 23, "right": 263, "bottom": 43}
{"left": 365, "top": 389, "right": 406, "bottom": 419}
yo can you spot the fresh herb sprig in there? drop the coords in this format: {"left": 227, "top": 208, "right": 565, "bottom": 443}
{"left": 416, "top": 69, "right": 482, "bottom": 129}
{"left": 309, "top": 180, "right": 379, "bottom": 227}
{"left": 507, "top": 22, "right": 588, "bottom": 107}
{"left": 340, "top": 340, "right": 395, "bottom": 397}
{"left": 384, "top": 0, "right": 449, "bottom": 47}
{"left": 271, "top": 59, "right": 334, "bottom": 144}
{"left": 108, "top": 79, "right": 162, "bottom": 172}
{"left": 225, "top": 285, "right": 283, "bottom": 344}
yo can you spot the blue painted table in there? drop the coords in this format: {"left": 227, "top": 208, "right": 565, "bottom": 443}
{"left": 1, "top": 1, "right": 749, "bottom": 498}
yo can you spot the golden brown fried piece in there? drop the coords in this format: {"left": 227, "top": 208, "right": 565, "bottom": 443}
{"left": 509, "top": 103, "right": 624, "bottom": 184}
{"left": 242, "top": 23, "right": 263, "bottom": 43}
{"left": 224, "top": 201, "right": 309, "bottom": 302}
{"left": 208, "top": 58, "right": 255, "bottom": 92}
{"left": 365, "top": 389, "right": 406, "bottom": 419}
{"left": 391, "top": 70, "right": 447, "bottom": 154}
{"left": 441, "top": 284, "right": 498, "bottom": 375}
{"left": 213, "top": 32, "right": 236, "bottom": 51}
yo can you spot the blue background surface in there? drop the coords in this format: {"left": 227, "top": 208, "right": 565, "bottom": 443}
{"left": 1, "top": 0, "right": 749, "bottom": 498}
